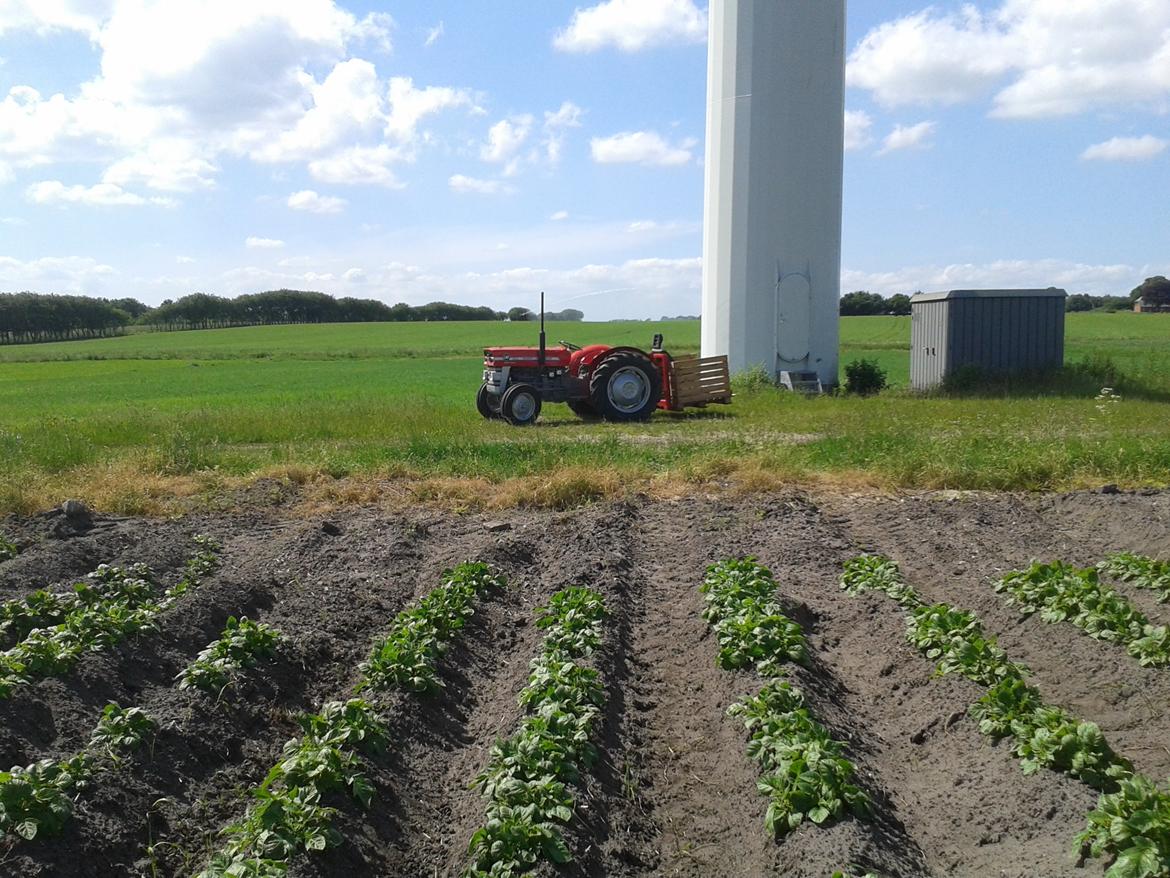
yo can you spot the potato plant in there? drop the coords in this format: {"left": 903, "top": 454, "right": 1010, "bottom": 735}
{"left": 842, "top": 553, "right": 1170, "bottom": 871}
{"left": 995, "top": 561, "right": 1170, "bottom": 667}
{"left": 1077, "top": 774, "right": 1170, "bottom": 878}
{"left": 700, "top": 558, "right": 807, "bottom": 676}
{"left": 199, "top": 699, "right": 386, "bottom": 878}
{"left": 0, "top": 701, "right": 155, "bottom": 842}
{"left": 0, "top": 534, "right": 17, "bottom": 561}
{"left": 840, "top": 554, "right": 921, "bottom": 609}
{"left": 464, "top": 586, "right": 607, "bottom": 877}
{"left": 200, "top": 563, "right": 504, "bottom": 877}
{"left": 360, "top": 561, "right": 503, "bottom": 693}
{"left": 1101, "top": 553, "right": 1170, "bottom": 604}
{"left": 0, "top": 539, "right": 221, "bottom": 698}
{"left": 729, "top": 681, "right": 868, "bottom": 837}
{"left": 178, "top": 617, "right": 281, "bottom": 693}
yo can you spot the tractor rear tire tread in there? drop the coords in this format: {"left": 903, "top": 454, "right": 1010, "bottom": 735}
{"left": 589, "top": 351, "right": 661, "bottom": 422}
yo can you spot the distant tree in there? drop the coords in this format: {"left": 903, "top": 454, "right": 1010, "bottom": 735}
{"left": 1066, "top": 294, "right": 1097, "bottom": 312}
{"left": 547, "top": 308, "right": 584, "bottom": 321}
{"left": 1132, "top": 276, "right": 1170, "bottom": 308}
{"left": 839, "top": 291, "right": 886, "bottom": 316}
{"left": 508, "top": 307, "right": 533, "bottom": 322}
{"left": 886, "top": 294, "right": 912, "bottom": 316}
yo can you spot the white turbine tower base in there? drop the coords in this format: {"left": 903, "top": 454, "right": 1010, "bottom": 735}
{"left": 700, "top": 0, "right": 846, "bottom": 387}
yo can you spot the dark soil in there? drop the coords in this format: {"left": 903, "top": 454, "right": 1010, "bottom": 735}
{"left": 1, "top": 487, "right": 1167, "bottom": 877}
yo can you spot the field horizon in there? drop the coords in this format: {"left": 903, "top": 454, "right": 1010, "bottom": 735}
{"left": 2, "top": 313, "right": 1168, "bottom": 517}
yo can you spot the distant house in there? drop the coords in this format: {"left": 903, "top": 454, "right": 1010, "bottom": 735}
{"left": 1134, "top": 297, "right": 1169, "bottom": 313}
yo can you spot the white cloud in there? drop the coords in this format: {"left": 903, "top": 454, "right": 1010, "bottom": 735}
{"left": 449, "top": 174, "right": 513, "bottom": 195}
{"left": 246, "top": 236, "right": 285, "bottom": 249}
{"left": 308, "top": 144, "right": 406, "bottom": 187}
{"left": 424, "top": 21, "right": 444, "bottom": 47}
{"left": 0, "top": 3, "right": 474, "bottom": 198}
{"left": 176, "top": 256, "right": 196, "bottom": 264}
{"left": 550, "top": 210, "right": 569, "bottom": 221}
{"left": 628, "top": 220, "right": 659, "bottom": 232}
{"left": 848, "top": 1, "right": 1170, "bottom": 119}
{"left": 0, "top": 1, "right": 112, "bottom": 38}
{"left": 25, "top": 180, "right": 175, "bottom": 207}
{"left": 343, "top": 267, "right": 366, "bottom": 282}
{"left": 879, "top": 121, "right": 936, "bottom": 154}
{"left": 591, "top": 130, "right": 695, "bottom": 166}
{"left": 287, "top": 189, "right": 348, "bottom": 213}
{"left": 554, "top": 0, "right": 706, "bottom": 53}
{"left": 0, "top": 255, "right": 117, "bottom": 294}
{"left": 542, "top": 100, "right": 584, "bottom": 164}
{"left": 1081, "top": 135, "right": 1168, "bottom": 163}
{"left": 844, "top": 110, "right": 874, "bottom": 152}
{"left": 481, "top": 115, "right": 533, "bottom": 169}
{"left": 842, "top": 258, "right": 1151, "bottom": 299}
{"left": 384, "top": 76, "right": 473, "bottom": 142}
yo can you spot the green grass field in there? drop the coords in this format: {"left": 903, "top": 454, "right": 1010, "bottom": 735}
{"left": 1, "top": 314, "right": 1167, "bottom": 514}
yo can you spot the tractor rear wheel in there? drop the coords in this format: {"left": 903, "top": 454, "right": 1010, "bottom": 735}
{"left": 501, "top": 383, "right": 542, "bottom": 426}
{"left": 476, "top": 383, "right": 501, "bottom": 419}
{"left": 589, "top": 352, "right": 661, "bottom": 421}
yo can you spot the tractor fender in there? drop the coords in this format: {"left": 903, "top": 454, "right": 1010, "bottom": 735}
{"left": 569, "top": 344, "right": 613, "bottom": 374}
{"left": 583, "top": 345, "right": 652, "bottom": 369}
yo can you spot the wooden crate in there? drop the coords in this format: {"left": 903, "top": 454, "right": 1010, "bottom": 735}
{"left": 668, "top": 355, "right": 732, "bottom": 410}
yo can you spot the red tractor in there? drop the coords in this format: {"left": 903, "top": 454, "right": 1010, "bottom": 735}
{"left": 477, "top": 298, "right": 731, "bottom": 425}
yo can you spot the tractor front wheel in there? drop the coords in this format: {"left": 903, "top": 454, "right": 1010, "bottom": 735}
{"left": 500, "top": 383, "right": 542, "bottom": 426}
{"left": 476, "top": 383, "right": 501, "bottom": 419}
{"left": 589, "top": 352, "right": 661, "bottom": 421}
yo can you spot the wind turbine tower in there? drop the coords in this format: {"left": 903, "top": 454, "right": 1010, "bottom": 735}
{"left": 701, "top": 0, "right": 846, "bottom": 388}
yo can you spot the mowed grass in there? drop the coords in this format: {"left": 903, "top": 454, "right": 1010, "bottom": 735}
{"left": 1, "top": 314, "right": 1168, "bottom": 514}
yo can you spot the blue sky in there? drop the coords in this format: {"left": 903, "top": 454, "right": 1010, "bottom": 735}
{"left": 1, "top": 0, "right": 1168, "bottom": 319}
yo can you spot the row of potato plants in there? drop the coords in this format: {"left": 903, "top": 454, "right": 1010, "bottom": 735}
{"left": 1102, "top": 553, "right": 1170, "bottom": 604}
{"left": 177, "top": 616, "right": 282, "bottom": 694}
{"left": 0, "top": 703, "right": 156, "bottom": 841}
{"left": 994, "top": 561, "right": 1170, "bottom": 668}
{"left": 702, "top": 558, "right": 868, "bottom": 838}
{"left": 842, "top": 554, "right": 1170, "bottom": 878}
{"left": 198, "top": 561, "right": 503, "bottom": 878}
{"left": 463, "top": 586, "right": 608, "bottom": 877}
{"left": 0, "top": 536, "right": 221, "bottom": 698}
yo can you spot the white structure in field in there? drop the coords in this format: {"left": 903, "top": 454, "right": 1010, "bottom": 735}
{"left": 701, "top": 0, "right": 846, "bottom": 387}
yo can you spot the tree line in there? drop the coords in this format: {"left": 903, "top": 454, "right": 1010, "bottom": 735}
{"left": 843, "top": 278, "right": 1170, "bottom": 316}
{"left": 0, "top": 290, "right": 513, "bottom": 344}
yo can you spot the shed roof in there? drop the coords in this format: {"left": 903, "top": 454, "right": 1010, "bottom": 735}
{"left": 910, "top": 288, "right": 1068, "bottom": 304}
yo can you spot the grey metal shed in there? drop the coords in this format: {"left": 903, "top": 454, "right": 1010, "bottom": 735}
{"left": 910, "top": 288, "right": 1067, "bottom": 390}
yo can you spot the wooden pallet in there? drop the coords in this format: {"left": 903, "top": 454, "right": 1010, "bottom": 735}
{"left": 668, "top": 355, "right": 732, "bottom": 410}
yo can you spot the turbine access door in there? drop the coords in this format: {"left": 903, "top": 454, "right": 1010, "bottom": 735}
{"left": 776, "top": 270, "right": 812, "bottom": 372}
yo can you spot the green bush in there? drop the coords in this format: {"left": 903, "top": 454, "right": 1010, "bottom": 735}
{"left": 843, "top": 359, "right": 887, "bottom": 396}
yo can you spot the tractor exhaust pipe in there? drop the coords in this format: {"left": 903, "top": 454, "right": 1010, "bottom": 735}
{"left": 538, "top": 290, "right": 546, "bottom": 367}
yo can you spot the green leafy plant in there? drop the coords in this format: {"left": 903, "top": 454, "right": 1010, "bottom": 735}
{"left": 1076, "top": 774, "right": 1170, "bottom": 878}
{"left": 90, "top": 703, "right": 157, "bottom": 757}
{"left": 0, "top": 534, "right": 17, "bottom": 561}
{"left": 995, "top": 562, "right": 1170, "bottom": 667}
{"left": 0, "top": 754, "right": 91, "bottom": 841}
{"left": 701, "top": 558, "right": 807, "bottom": 676}
{"left": 464, "top": 587, "right": 607, "bottom": 877}
{"left": 840, "top": 554, "right": 921, "bottom": 609}
{"left": 178, "top": 617, "right": 281, "bottom": 693}
{"left": 729, "top": 681, "right": 868, "bottom": 837}
{"left": 907, "top": 603, "right": 1024, "bottom": 686}
{"left": 360, "top": 562, "right": 503, "bottom": 693}
{"left": 844, "top": 359, "right": 888, "bottom": 396}
{"left": 1100, "top": 553, "right": 1170, "bottom": 603}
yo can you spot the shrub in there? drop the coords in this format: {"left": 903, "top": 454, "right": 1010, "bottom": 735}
{"left": 843, "top": 359, "right": 887, "bottom": 396}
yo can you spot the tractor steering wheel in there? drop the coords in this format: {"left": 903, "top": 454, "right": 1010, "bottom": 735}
{"left": 559, "top": 340, "right": 582, "bottom": 352}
